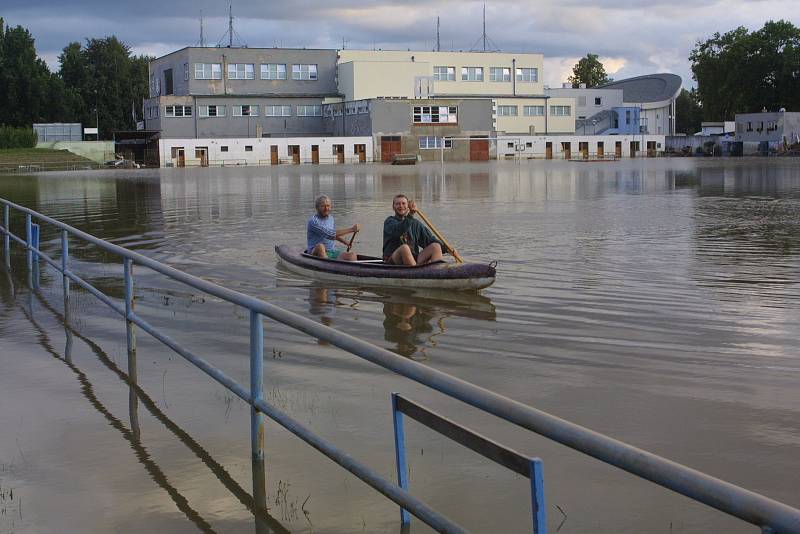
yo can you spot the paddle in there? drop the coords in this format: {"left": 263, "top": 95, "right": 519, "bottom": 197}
{"left": 346, "top": 229, "right": 358, "bottom": 252}
{"left": 414, "top": 207, "right": 464, "bottom": 264}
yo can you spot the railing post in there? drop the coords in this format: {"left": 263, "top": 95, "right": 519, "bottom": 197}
{"left": 31, "top": 223, "right": 40, "bottom": 289}
{"left": 391, "top": 393, "right": 411, "bottom": 526}
{"left": 61, "top": 229, "right": 70, "bottom": 301}
{"left": 250, "top": 310, "right": 265, "bottom": 461}
{"left": 123, "top": 258, "right": 136, "bottom": 354}
{"left": 25, "top": 213, "right": 32, "bottom": 272}
{"left": 529, "top": 458, "right": 547, "bottom": 534}
{"left": 3, "top": 204, "right": 9, "bottom": 267}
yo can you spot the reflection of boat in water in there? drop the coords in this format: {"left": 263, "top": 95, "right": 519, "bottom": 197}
{"left": 275, "top": 245, "right": 495, "bottom": 291}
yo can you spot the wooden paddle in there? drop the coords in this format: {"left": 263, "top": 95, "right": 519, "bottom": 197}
{"left": 414, "top": 207, "right": 464, "bottom": 264}
{"left": 346, "top": 229, "right": 358, "bottom": 252}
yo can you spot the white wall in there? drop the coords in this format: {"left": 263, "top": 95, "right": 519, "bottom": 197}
{"left": 159, "top": 136, "right": 374, "bottom": 167}
{"left": 493, "top": 134, "right": 667, "bottom": 159}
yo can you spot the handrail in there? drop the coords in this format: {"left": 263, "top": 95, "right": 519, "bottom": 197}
{"left": 2, "top": 196, "right": 800, "bottom": 534}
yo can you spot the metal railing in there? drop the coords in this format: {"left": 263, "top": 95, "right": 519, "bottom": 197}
{"left": 2, "top": 197, "right": 800, "bottom": 534}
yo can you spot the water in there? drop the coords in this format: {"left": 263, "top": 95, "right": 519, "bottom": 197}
{"left": 1, "top": 159, "right": 799, "bottom": 533}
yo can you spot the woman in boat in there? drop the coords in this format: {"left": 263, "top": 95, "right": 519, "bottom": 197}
{"left": 307, "top": 195, "right": 360, "bottom": 261}
{"left": 383, "top": 194, "right": 455, "bottom": 265}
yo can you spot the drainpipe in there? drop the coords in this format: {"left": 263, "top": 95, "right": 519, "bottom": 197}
{"left": 544, "top": 96, "right": 548, "bottom": 135}
{"left": 512, "top": 58, "right": 516, "bottom": 96}
{"left": 222, "top": 54, "right": 227, "bottom": 95}
{"left": 193, "top": 95, "right": 198, "bottom": 138}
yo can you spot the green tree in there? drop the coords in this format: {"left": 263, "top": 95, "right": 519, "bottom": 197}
{"left": 675, "top": 88, "right": 703, "bottom": 134}
{"left": 568, "top": 54, "right": 611, "bottom": 88}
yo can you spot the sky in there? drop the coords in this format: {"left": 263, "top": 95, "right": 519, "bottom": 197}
{"left": 3, "top": 0, "right": 798, "bottom": 89}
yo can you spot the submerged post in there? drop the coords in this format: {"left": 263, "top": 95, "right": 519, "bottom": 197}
{"left": 3, "top": 204, "right": 9, "bottom": 267}
{"left": 250, "top": 310, "right": 265, "bottom": 461}
{"left": 61, "top": 230, "right": 70, "bottom": 301}
{"left": 25, "top": 213, "right": 32, "bottom": 274}
{"left": 391, "top": 393, "right": 411, "bottom": 526}
{"left": 123, "top": 258, "right": 136, "bottom": 354}
{"left": 31, "top": 223, "right": 40, "bottom": 289}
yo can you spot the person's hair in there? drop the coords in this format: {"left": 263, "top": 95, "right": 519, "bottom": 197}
{"left": 393, "top": 193, "right": 408, "bottom": 203}
{"left": 315, "top": 195, "right": 330, "bottom": 210}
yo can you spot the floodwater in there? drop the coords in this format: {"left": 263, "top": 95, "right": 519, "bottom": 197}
{"left": 1, "top": 159, "right": 799, "bottom": 533}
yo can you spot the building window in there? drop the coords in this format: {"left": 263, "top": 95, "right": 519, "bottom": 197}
{"left": 261, "top": 63, "right": 286, "bottom": 80}
{"left": 297, "top": 105, "right": 322, "bottom": 116}
{"left": 625, "top": 110, "right": 631, "bottom": 124}
{"left": 515, "top": 68, "right": 538, "bottom": 82}
{"left": 164, "top": 105, "right": 193, "bottom": 118}
{"left": 550, "top": 105, "right": 571, "bottom": 116}
{"left": 433, "top": 66, "right": 455, "bottom": 81}
{"left": 146, "top": 106, "right": 159, "bottom": 119}
{"left": 412, "top": 105, "right": 458, "bottom": 124}
{"left": 245, "top": 145, "right": 253, "bottom": 152}
{"left": 232, "top": 105, "right": 259, "bottom": 117}
{"left": 419, "top": 136, "right": 452, "bottom": 149}
{"left": 221, "top": 146, "right": 229, "bottom": 152}
{"left": 292, "top": 64, "right": 318, "bottom": 80}
{"left": 497, "top": 105, "right": 518, "bottom": 116}
{"left": 489, "top": 67, "right": 511, "bottom": 82}
{"left": 524, "top": 105, "right": 544, "bottom": 116}
{"left": 199, "top": 105, "right": 226, "bottom": 118}
{"left": 357, "top": 102, "right": 369, "bottom": 114}
{"left": 228, "top": 63, "right": 255, "bottom": 80}
{"left": 183, "top": 63, "right": 189, "bottom": 81}
{"left": 195, "top": 63, "right": 222, "bottom": 80}
{"left": 265, "top": 105, "right": 292, "bottom": 117}
{"left": 461, "top": 67, "right": 483, "bottom": 81}
{"left": 595, "top": 97, "right": 602, "bottom": 106}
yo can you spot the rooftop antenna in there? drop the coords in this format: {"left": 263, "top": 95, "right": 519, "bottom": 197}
{"left": 436, "top": 16, "right": 441, "bottom": 52}
{"left": 469, "top": 3, "right": 500, "bottom": 52}
{"left": 217, "top": 4, "right": 246, "bottom": 48}
{"left": 341, "top": 36, "right": 349, "bottom": 50}
{"left": 229, "top": 6, "right": 233, "bottom": 48}
{"left": 199, "top": 10, "right": 204, "bottom": 47}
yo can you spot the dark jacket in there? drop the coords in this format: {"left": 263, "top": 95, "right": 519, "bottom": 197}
{"left": 383, "top": 215, "right": 447, "bottom": 259}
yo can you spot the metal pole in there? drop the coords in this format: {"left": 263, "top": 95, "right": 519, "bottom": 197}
{"left": 529, "top": 458, "right": 547, "bottom": 534}
{"left": 250, "top": 311, "right": 265, "bottom": 461}
{"left": 123, "top": 258, "right": 136, "bottom": 354}
{"left": 3, "top": 205, "right": 9, "bottom": 266}
{"left": 25, "top": 213, "right": 33, "bottom": 288}
{"left": 31, "top": 223, "right": 40, "bottom": 290}
{"left": 392, "top": 393, "right": 411, "bottom": 526}
{"left": 61, "top": 230, "right": 70, "bottom": 301}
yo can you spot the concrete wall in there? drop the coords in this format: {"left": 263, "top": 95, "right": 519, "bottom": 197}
{"left": 494, "top": 134, "right": 666, "bottom": 159}
{"left": 159, "top": 136, "right": 373, "bottom": 167}
{"left": 35, "top": 141, "right": 115, "bottom": 163}
{"left": 338, "top": 61, "right": 430, "bottom": 101}
{"left": 544, "top": 87, "right": 623, "bottom": 120}
{"left": 493, "top": 97, "right": 575, "bottom": 134}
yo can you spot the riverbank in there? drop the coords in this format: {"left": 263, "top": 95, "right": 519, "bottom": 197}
{"left": 0, "top": 148, "right": 99, "bottom": 173}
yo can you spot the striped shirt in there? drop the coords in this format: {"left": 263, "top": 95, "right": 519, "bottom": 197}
{"left": 307, "top": 214, "right": 336, "bottom": 252}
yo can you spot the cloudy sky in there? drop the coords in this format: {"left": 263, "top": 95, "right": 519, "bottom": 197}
{"left": 3, "top": 0, "right": 798, "bottom": 88}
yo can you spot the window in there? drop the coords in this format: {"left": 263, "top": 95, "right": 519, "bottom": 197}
{"left": 297, "top": 105, "right": 322, "bottom": 116}
{"left": 524, "top": 105, "right": 544, "bottom": 116}
{"left": 146, "top": 106, "right": 159, "bottom": 119}
{"left": 232, "top": 105, "right": 259, "bottom": 117}
{"left": 292, "top": 64, "right": 318, "bottom": 80}
{"left": 433, "top": 66, "right": 455, "bottom": 81}
{"left": 228, "top": 63, "right": 255, "bottom": 80}
{"left": 183, "top": 63, "right": 189, "bottom": 81}
{"left": 550, "top": 105, "right": 571, "bottom": 116}
{"left": 489, "top": 67, "right": 511, "bottom": 82}
{"left": 461, "top": 67, "right": 483, "bottom": 81}
{"left": 199, "top": 105, "right": 226, "bottom": 118}
{"left": 245, "top": 145, "right": 253, "bottom": 152}
{"left": 164, "top": 105, "right": 193, "bottom": 117}
{"left": 526, "top": 142, "right": 532, "bottom": 148}
{"left": 625, "top": 110, "right": 631, "bottom": 124}
{"left": 497, "top": 105, "right": 518, "bottom": 116}
{"left": 261, "top": 63, "right": 286, "bottom": 80}
{"left": 515, "top": 68, "right": 537, "bottom": 82}
{"left": 195, "top": 63, "right": 222, "bottom": 80}
{"left": 345, "top": 102, "right": 358, "bottom": 115}
{"left": 412, "top": 105, "right": 458, "bottom": 123}
{"left": 594, "top": 97, "right": 602, "bottom": 106}
{"left": 220, "top": 146, "right": 228, "bottom": 152}
{"left": 265, "top": 105, "right": 292, "bottom": 117}
{"left": 418, "top": 136, "right": 452, "bottom": 149}
{"left": 357, "top": 102, "right": 369, "bottom": 114}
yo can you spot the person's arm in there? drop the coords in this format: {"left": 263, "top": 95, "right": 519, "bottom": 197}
{"left": 414, "top": 219, "right": 449, "bottom": 253}
{"left": 335, "top": 223, "right": 360, "bottom": 238}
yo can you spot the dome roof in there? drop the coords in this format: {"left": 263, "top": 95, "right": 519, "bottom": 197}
{"left": 600, "top": 73, "right": 682, "bottom": 103}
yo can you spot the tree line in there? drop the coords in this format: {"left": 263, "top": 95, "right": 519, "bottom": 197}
{"left": 0, "top": 18, "right": 151, "bottom": 140}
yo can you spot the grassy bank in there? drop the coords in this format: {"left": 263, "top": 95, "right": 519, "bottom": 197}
{"left": 0, "top": 148, "right": 99, "bottom": 173}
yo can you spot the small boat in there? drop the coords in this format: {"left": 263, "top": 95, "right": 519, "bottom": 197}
{"left": 275, "top": 245, "right": 496, "bottom": 290}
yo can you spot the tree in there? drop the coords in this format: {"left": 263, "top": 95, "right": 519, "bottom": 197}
{"left": 568, "top": 54, "right": 611, "bottom": 88}
{"left": 675, "top": 88, "right": 703, "bottom": 134}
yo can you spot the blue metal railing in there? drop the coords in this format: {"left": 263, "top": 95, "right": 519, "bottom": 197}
{"left": 2, "top": 197, "right": 800, "bottom": 534}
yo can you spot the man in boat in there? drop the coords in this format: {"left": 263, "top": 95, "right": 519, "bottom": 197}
{"left": 383, "top": 194, "right": 455, "bottom": 265}
{"left": 307, "top": 195, "right": 360, "bottom": 261}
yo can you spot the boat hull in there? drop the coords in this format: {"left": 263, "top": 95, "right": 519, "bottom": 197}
{"left": 275, "top": 245, "right": 495, "bottom": 290}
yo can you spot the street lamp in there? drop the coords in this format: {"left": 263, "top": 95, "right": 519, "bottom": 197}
{"left": 592, "top": 118, "right": 598, "bottom": 135}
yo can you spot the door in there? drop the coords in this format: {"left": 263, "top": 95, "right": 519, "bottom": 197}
{"left": 615, "top": 141, "right": 622, "bottom": 158}
{"left": 333, "top": 144, "right": 345, "bottom": 164}
{"left": 171, "top": 146, "right": 186, "bottom": 167}
{"left": 579, "top": 141, "right": 589, "bottom": 159}
{"left": 355, "top": 144, "right": 366, "bottom": 163}
{"left": 469, "top": 138, "right": 489, "bottom": 161}
{"left": 195, "top": 147, "right": 208, "bottom": 167}
{"left": 270, "top": 145, "right": 279, "bottom": 165}
{"left": 630, "top": 141, "right": 639, "bottom": 157}
{"left": 561, "top": 142, "right": 571, "bottom": 160}
{"left": 545, "top": 142, "right": 553, "bottom": 160}
{"left": 647, "top": 141, "right": 656, "bottom": 157}
{"left": 289, "top": 145, "right": 300, "bottom": 164}
{"left": 597, "top": 142, "right": 604, "bottom": 158}
{"left": 311, "top": 145, "right": 319, "bottom": 164}
{"left": 381, "top": 136, "right": 401, "bottom": 163}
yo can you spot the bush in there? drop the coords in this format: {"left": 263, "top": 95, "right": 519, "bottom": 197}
{"left": 0, "top": 126, "right": 38, "bottom": 148}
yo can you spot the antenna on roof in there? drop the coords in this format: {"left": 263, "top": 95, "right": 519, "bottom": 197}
{"left": 469, "top": 3, "right": 500, "bottom": 52}
{"left": 217, "top": 4, "right": 246, "bottom": 48}
{"left": 199, "top": 10, "right": 204, "bottom": 47}
{"left": 436, "top": 16, "right": 441, "bottom": 52}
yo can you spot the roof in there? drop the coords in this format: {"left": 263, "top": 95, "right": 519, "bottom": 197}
{"left": 600, "top": 74, "right": 681, "bottom": 104}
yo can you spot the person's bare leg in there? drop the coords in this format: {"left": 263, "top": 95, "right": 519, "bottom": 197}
{"left": 416, "top": 243, "right": 442, "bottom": 264}
{"left": 311, "top": 244, "right": 327, "bottom": 257}
{"left": 390, "top": 244, "right": 416, "bottom": 266}
{"left": 339, "top": 250, "right": 357, "bottom": 261}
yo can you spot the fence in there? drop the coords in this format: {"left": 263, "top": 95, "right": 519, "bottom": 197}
{"left": 2, "top": 197, "right": 800, "bottom": 533}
